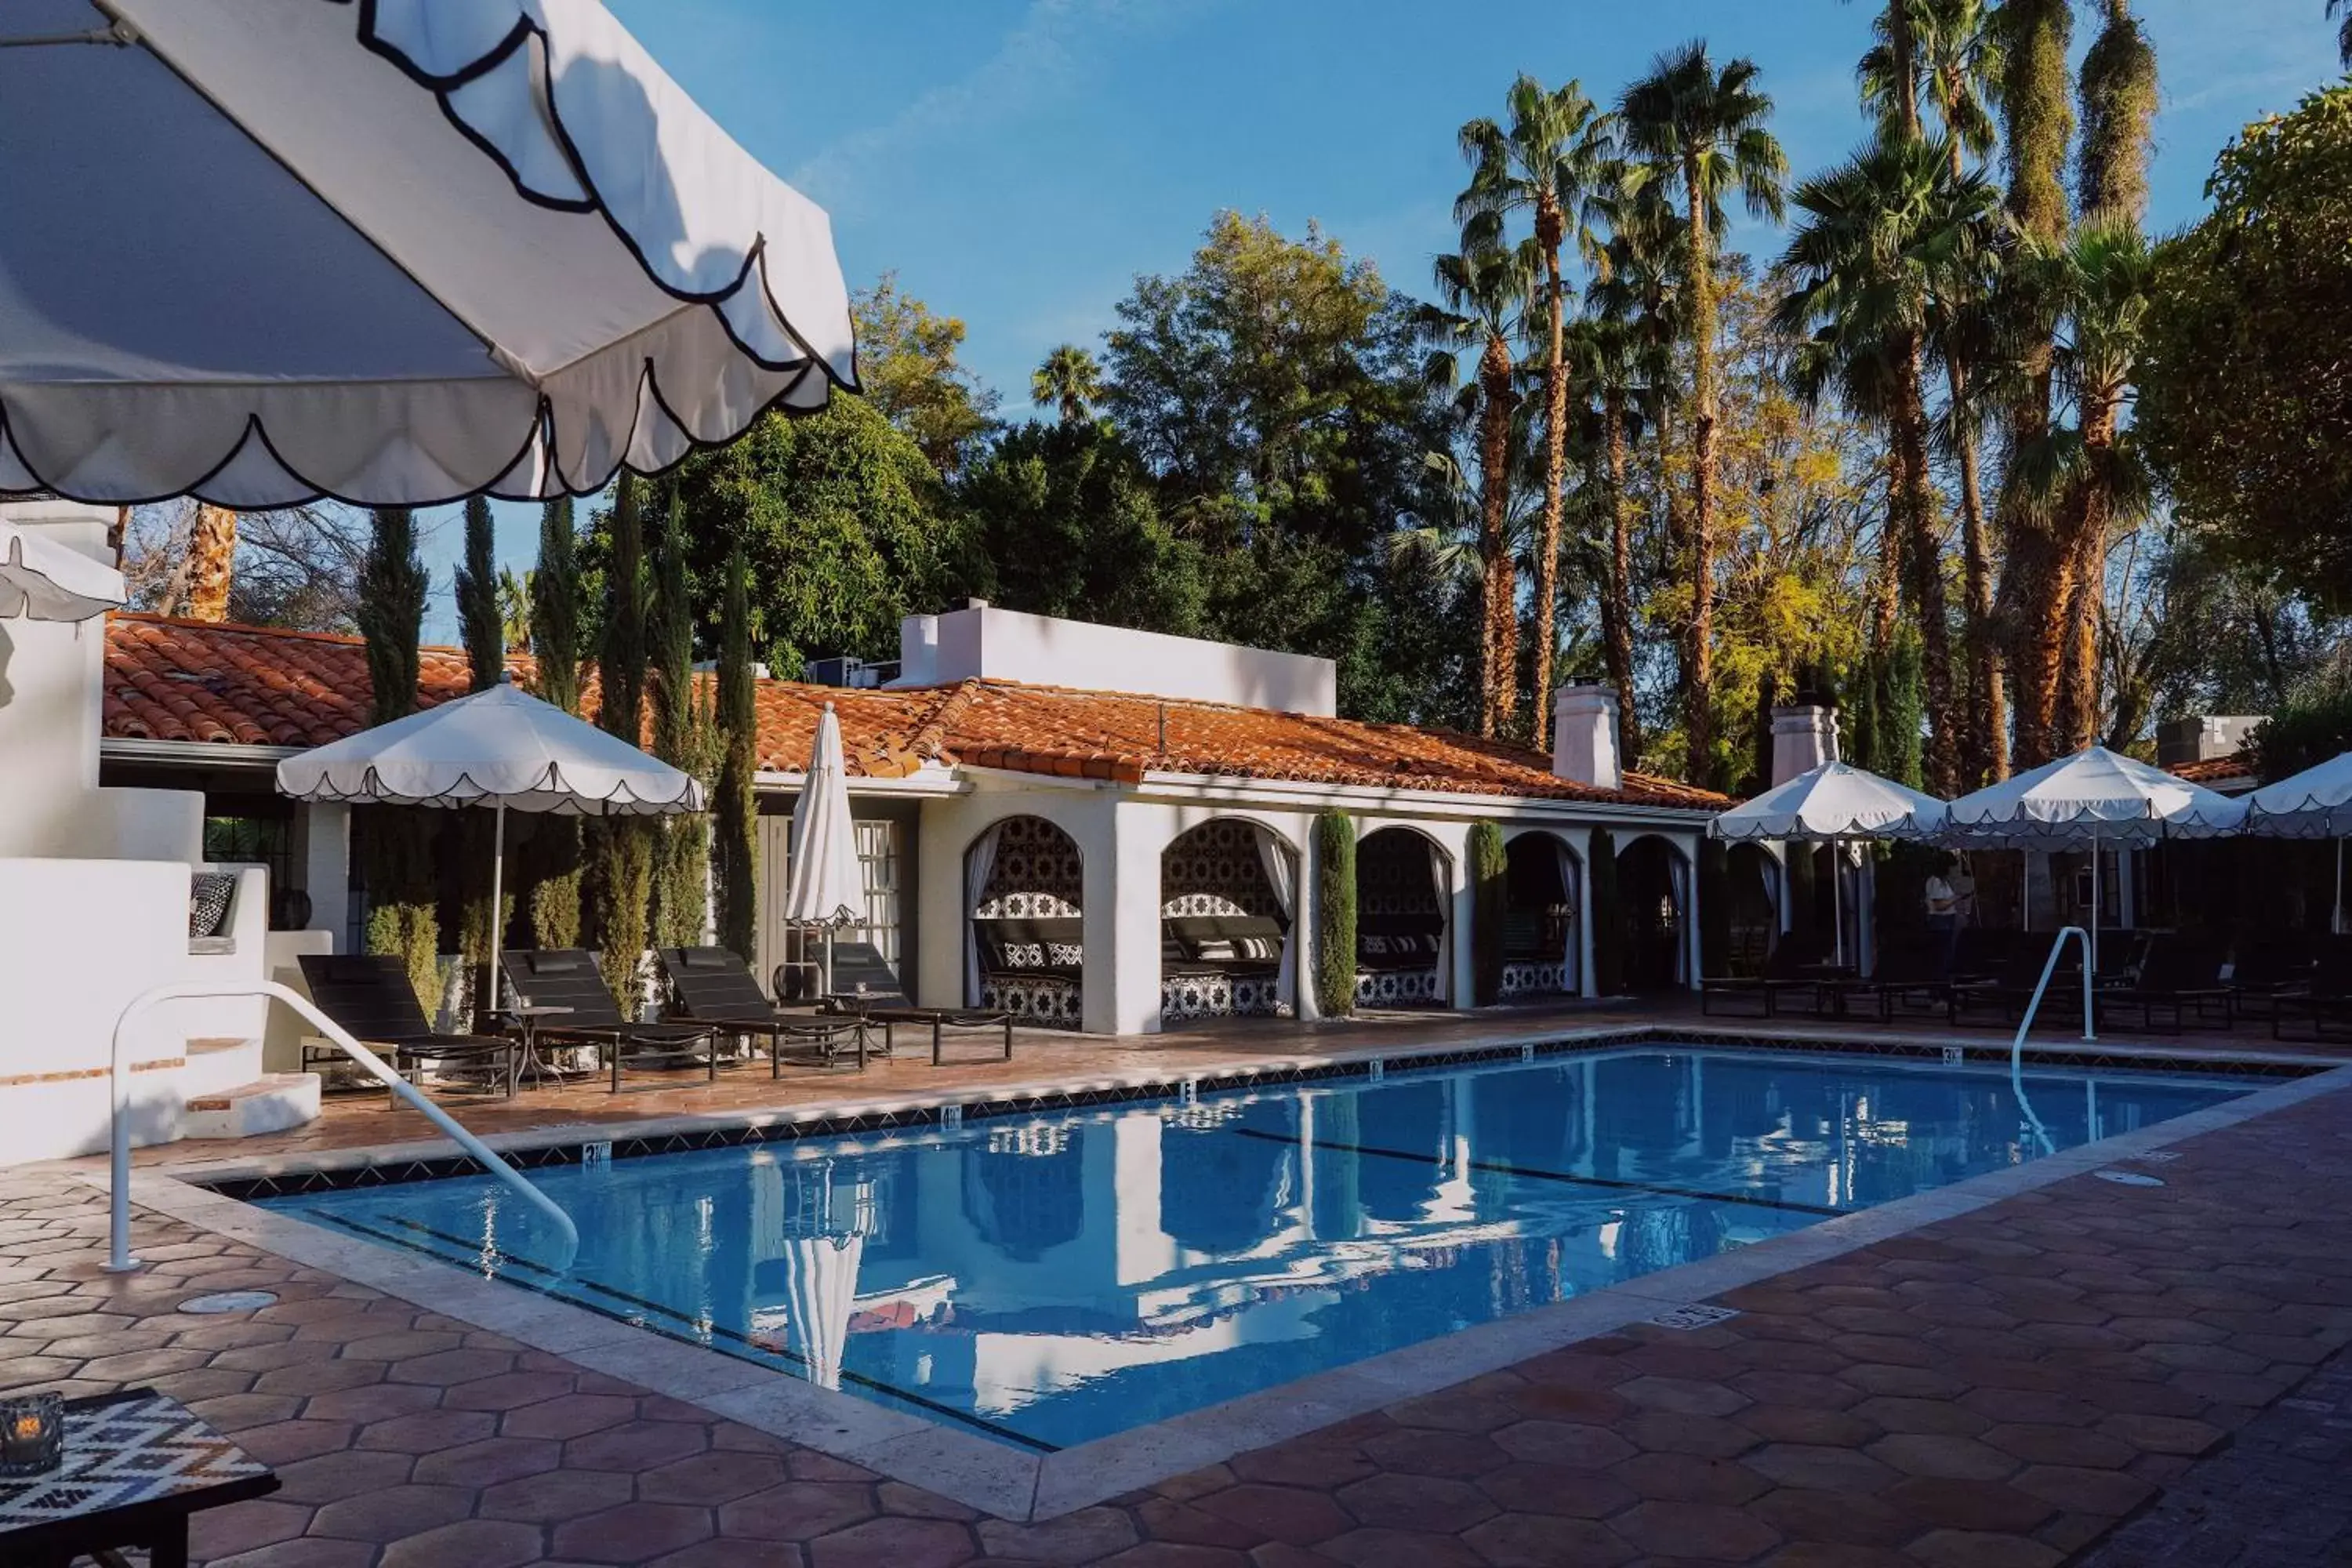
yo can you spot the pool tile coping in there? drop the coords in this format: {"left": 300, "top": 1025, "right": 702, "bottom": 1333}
{"left": 86, "top": 1028, "right": 2352, "bottom": 1522}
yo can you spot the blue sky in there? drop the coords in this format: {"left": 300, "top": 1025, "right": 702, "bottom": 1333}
{"left": 419, "top": 0, "right": 2336, "bottom": 640}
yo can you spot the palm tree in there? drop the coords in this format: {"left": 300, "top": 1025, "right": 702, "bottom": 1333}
{"left": 2336, "top": 0, "right": 2352, "bottom": 68}
{"left": 1777, "top": 134, "right": 2004, "bottom": 795}
{"left": 1619, "top": 42, "right": 1787, "bottom": 786}
{"left": 1457, "top": 77, "right": 1614, "bottom": 750}
{"left": 183, "top": 504, "right": 238, "bottom": 621}
{"left": 1031, "top": 344, "right": 1104, "bottom": 426}
{"left": 1420, "top": 237, "right": 1537, "bottom": 738}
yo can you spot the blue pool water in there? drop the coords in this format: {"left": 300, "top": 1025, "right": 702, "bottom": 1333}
{"left": 264, "top": 1047, "right": 2252, "bottom": 1450}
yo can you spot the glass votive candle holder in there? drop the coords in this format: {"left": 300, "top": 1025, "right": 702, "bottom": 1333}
{"left": 0, "top": 1392, "right": 63, "bottom": 1477}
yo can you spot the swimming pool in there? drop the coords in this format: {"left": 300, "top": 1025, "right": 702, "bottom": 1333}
{"left": 263, "top": 1045, "right": 2251, "bottom": 1451}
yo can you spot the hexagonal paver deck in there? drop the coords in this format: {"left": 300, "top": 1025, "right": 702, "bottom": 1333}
{"left": 5, "top": 1065, "right": 2350, "bottom": 1566}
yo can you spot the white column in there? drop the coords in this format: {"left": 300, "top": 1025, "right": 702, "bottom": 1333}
{"left": 296, "top": 800, "right": 350, "bottom": 948}
{"left": 1577, "top": 848, "right": 1598, "bottom": 1000}
{"left": 1091, "top": 797, "right": 1169, "bottom": 1035}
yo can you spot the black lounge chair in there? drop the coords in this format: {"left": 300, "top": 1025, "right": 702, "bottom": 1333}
{"left": 1947, "top": 944, "right": 2087, "bottom": 1029}
{"left": 817, "top": 940, "right": 1014, "bottom": 1065}
{"left": 2229, "top": 936, "right": 2317, "bottom": 1021}
{"left": 1700, "top": 937, "right": 1837, "bottom": 1019}
{"left": 2096, "top": 935, "right": 2235, "bottom": 1032}
{"left": 296, "top": 953, "right": 517, "bottom": 1104}
{"left": 2275, "top": 943, "right": 2352, "bottom": 1042}
{"left": 499, "top": 948, "right": 726, "bottom": 1092}
{"left": 1831, "top": 933, "right": 1951, "bottom": 1023}
{"left": 658, "top": 948, "right": 869, "bottom": 1071}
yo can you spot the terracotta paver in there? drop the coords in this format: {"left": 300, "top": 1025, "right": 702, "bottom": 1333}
{"left": 5, "top": 1029, "right": 2351, "bottom": 1565}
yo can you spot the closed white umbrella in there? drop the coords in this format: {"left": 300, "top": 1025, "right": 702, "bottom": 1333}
{"left": 783, "top": 703, "right": 864, "bottom": 996}
{"left": 276, "top": 682, "right": 704, "bottom": 1009}
{"left": 2237, "top": 750, "right": 2352, "bottom": 935}
{"left": 1940, "top": 745, "right": 2239, "bottom": 966}
{"left": 1, "top": 0, "right": 855, "bottom": 506}
{"left": 0, "top": 516, "right": 123, "bottom": 622}
{"left": 1711, "top": 761, "right": 1947, "bottom": 967}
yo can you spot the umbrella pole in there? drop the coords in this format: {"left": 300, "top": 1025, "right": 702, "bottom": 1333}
{"left": 2089, "top": 832, "right": 2100, "bottom": 975}
{"left": 1832, "top": 846, "right": 1844, "bottom": 969}
{"left": 2336, "top": 839, "right": 2345, "bottom": 936}
{"left": 488, "top": 801, "right": 506, "bottom": 1022}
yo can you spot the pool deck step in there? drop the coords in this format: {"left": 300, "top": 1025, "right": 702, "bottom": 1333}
{"left": 183, "top": 1073, "right": 321, "bottom": 1141}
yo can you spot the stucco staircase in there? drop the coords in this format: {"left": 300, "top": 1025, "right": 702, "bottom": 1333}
{"left": 179, "top": 1037, "right": 321, "bottom": 1141}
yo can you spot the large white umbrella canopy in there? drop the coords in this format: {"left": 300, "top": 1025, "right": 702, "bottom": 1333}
{"left": 0, "top": 516, "right": 122, "bottom": 622}
{"left": 1710, "top": 760, "right": 1947, "bottom": 843}
{"left": 783, "top": 704, "right": 863, "bottom": 992}
{"left": 277, "top": 682, "right": 703, "bottom": 1008}
{"left": 1711, "top": 761, "right": 1944, "bottom": 968}
{"left": 2237, "top": 750, "right": 2352, "bottom": 935}
{"left": 1, "top": 0, "right": 855, "bottom": 506}
{"left": 1940, "top": 745, "right": 2238, "bottom": 964}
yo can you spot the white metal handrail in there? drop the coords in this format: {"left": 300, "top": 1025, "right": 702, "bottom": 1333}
{"left": 107, "top": 980, "right": 579, "bottom": 1273}
{"left": 2009, "top": 924, "right": 2094, "bottom": 1157}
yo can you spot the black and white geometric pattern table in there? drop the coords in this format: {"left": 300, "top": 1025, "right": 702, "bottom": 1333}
{"left": 0, "top": 1388, "right": 278, "bottom": 1568}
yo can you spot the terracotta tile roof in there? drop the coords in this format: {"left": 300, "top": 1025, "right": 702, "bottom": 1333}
{"left": 2169, "top": 753, "right": 2255, "bottom": 786}
{"left": 100, "top": 614, "right": 1726, "bottom": 809}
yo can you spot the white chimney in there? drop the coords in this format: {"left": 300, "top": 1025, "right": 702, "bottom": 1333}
{"left": 1552, "top": 685, "right": 1622, "bottom": 792}
{"left": 1769, "top": 704, "right": 1840, "bottom": 786}
{"left": 893, "top": 614, "right": 940, "bottom": 687}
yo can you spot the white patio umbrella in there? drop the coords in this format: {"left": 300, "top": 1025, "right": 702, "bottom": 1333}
{"left": 275, "top": 682, "right": 705, "bottom": 1010}
{"left": 1711, "top": 761, "right": 1947, "bottom": 967}
{"left": 2234, "top": 750, "right": 2352, "bottom": 934}
{"left": 0, "top": 516, "right": 123, "bottom": 622}
{"left": 782, "top": 703, "right": 864, "bottom": 996}
{"left": 1939, "top": 745, "right": 2240, "bottom": 966}
{"left": 1, "top": 0, "right": 855, "bottom": 506}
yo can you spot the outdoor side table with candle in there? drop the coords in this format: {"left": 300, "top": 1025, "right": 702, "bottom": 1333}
{"left": 0, "top": 1388, "right": 278, "bottom": 1568}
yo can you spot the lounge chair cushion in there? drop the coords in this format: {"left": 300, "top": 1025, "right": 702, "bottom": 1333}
{"left": 190, "top": 872, "right": 237, "bottom": 938}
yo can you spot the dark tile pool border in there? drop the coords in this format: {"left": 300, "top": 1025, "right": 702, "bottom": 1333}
{"left": 188, "top": 1023, "right": 2314, "bottom": 1200}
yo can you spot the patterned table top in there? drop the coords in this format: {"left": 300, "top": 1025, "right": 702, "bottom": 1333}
{"left": 0, "top": 1391, "right": 271, "bottom": 1534}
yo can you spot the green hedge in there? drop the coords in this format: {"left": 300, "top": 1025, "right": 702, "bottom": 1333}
{"left": 1313, "top": 810, "right": 1357, "bottom": 1017}
{"left": 1589, "top": 826, "right": 1624, "bottom": 996}
{"left": 1469, "top": 821, "right": 1507, "bottom": 1005}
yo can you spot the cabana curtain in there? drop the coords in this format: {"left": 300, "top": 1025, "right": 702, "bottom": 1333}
{"left": 962, "top": 823, "right": 1002, "bottom": 1007}
{"left": 1552, "top": 837, "right": 1581, "bottom": 994}
{"left": 1252, "top": 826, "right": 1299, "bottom": 1017}
{"left": 1667, "top": 848, "right": 1693, "bottom": 985}
{"left": 1428, "top": 841, "right": 1454, "bottom": 1004}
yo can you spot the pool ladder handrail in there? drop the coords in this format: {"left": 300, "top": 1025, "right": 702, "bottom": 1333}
{"left": 2009, "top": 925, "right": 2094, "bottom": 1158}
{"left": 107, "top": 979, "right": 579, "bottom": 1274}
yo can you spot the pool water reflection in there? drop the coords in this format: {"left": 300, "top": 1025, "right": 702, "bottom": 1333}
{"left": 264, "top": 1046, "right": 2249, "bottom": 1450}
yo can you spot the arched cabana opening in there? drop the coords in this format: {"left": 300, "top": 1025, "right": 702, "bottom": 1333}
{"left": 1356, "top": 826, "right": 1452, "bottom": 1008}
{"left": 1616, "top": 834, "right": 1692, "bottom": 992}
{"left": 1500, "top": 832, "right": 1581, "bottom": 1000}
{"left": 1725, "top": 843, "right": 1784, "bottom": 975}
{"left": 1159, "top": 818, "right": 1298, "bottom": 1024}
{"left": 965, "top": 815, "right": 1084, "bottom": 1030}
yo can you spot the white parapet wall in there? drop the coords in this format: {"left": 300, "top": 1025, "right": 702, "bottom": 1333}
{"left": 894, "top": 603, "right": 1338, "bottom": 717}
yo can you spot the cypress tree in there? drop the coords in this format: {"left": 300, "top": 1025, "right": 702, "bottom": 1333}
{"left": 1588, "top": 826, "right": 1624, "bottom": 996}
{"left": 1468, "top": 821, "right": 1508, "bottom": 1005}
{"left": 1882, "top": 630, "right": 1926, "bottom": 790}
{"left": 1312, "top": 811, "right": 1358, "bottom": 1018}
{"left": 354, "top": 507, "right": 437, "bottom": 1007}
{"left": 592, "top": 475, "right": 655, "bottom": 1014}
{"left": 649, "top": 490, "right": 716, "bottom": 953}
{"left": 526, "top": 496, "right": 584, "bottom": 949}
{"left": 713, "top": 546, "right": 760, "bottom": 964}
{"left": 455, "top": 496, "right": 510, "bottom": 1017}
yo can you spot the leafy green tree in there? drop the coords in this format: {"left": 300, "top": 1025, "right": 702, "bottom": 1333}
{"left": 454, "top": 495, "right": 508, "bottom": 1014}
{"left": 592, "top": 475, "right": 654, "bottom": 1014}
{"left": 1468, "top": 821, "right": 1508, "bottom": 1004}
{"left": 853, "top": 274, "right": 999, "bottom": 477}
{"left": 1459, "top": 76, "right": 1615, "bottom": 748}
{"left": 355, "top": 507, "right": 437, "bottom": 1006}
{"left": 952, "top": 421, "right": 1205, "bottom": 633}
{"left": 1312, "top": 811, "right": 1358, "bottom": 1017}
{"left": 497, "top": 566, "right": 532, "bottom": 654}
{"left": 2250, "top": 670, "right": 2352, "bottom": 783}
{"left": 665, "top": 398, "right": 958, "bottom": 677}
{"left": 713, "top": 547, "right": 760, "bottom": 964}
{"left": 649, "top": 490, "right": 717, "bottom": 953}
{"left": 1619, "top": 42, "right": 1788, "bottom": 782}
{"left": 1031, "top": 345, "right": 1104, "bottom": 426}
{"left": 2139, "top": 82, "right": 2352, "bottom": 615}
{"left": 2336, "top": 0, "right": 2352, "bottom": 68}
{"left": 526, "top": 497, "right": 585, "bottom": 949}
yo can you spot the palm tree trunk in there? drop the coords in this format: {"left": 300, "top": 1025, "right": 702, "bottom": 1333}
{"left": 2004, "top": 528, "right": 2073, "bottom": 769}
{"left": 183, "top": 504, "right": 238, "bottom": 622}
{"left": 1604, "top": 390, "right": 1642, "bottom": 764}
{"left": 1533, "top": 234, "right": 1570, "bottom": 753}
{"left": 1477, "top": 332, "right": 1518, "bottom": 739}
{"left": 1683, "top": 161, "right": 1719, "bottom": 787}
{"left": 1897, "top": 334, "right": 1959, "bottom": 794}
{"left": 1947, "top": 354, "right": 2005, "bottom": 785}
{"left": 1871, "top": 491, "right": 1904, "bottom": 658}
